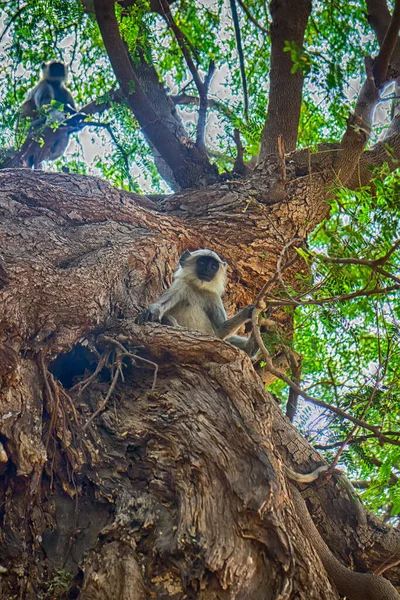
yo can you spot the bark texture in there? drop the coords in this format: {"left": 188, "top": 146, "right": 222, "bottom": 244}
{"left": 0, "top": 169, "right": 399, "bottom": 599}
{"left": 259, "top": 0, "right": 312, "bottom": 158}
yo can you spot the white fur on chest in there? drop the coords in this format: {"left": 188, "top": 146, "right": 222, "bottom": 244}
{"left": 166, "top": 286, "right": 225, "bottom": 334}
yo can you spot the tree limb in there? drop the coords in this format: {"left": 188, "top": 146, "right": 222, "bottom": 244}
{"left": 366, "top": 0, "right": 400, "bottom": 71}
{"left": 259, "top": 0, "right": 312, "bottom": 158}
{"left": 92, "top": 0, "right": 217, "bottom": 189}
{"left": 229, "top": 0, "right": 249, "bottom": 119}
{"left": 335, "top": 1, "right": 400, "bottom": 183}
{"left": 373, "top": 0, "right": 400, "bottom": 87}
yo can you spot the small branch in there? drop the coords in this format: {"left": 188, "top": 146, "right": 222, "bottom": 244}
{"left": 254, "top": 238, "right": 303, "bottom": 308}
{"left": 285, "top": 348, "right": 302, "bottom": 422}
{"left": 83, "top": 351, "right": 122, "bottom": 430}
{"left": 251, "top": 310, "right": 400, "bottom": 444}
{"left": 336, "top": 1, "right": 400, "bottom": 183}
{"left": 236, "top": 0, "right": 269, "bottom": 36}
{"left": 101, "top": 335, "right": 158, "bottom": 391}
{"left": 156, "top": 0, "right": 215, "bottom": 153}
{"left": 70, "top": 349, "right": 111, "bottom": 394}
{"left": 229, "top": 0, "right": 249, "bottom": 118}
{"left": 79, "top": 89, "right": 124, "bottom": 116}
{"left": 39, "top": 352, "right": 59, "bottom": 452}
{"left": 196, "top": 61, "right": 216, "bottom": 152}
{"left": 312, "top": 239, "right": 400, "bottom": 267}
{"left": 171, "top": 93, "right": 219, "bottom": 109}
{"left": 84, "top": 120, "right": 135, "bottom": 190}
{"left": 157, "top": 0, "right": 201, "bottom": 64}
{"left": 264, "top": 283, "right": 400, "bottom": 308}
{"left": 330, "top": 375, "right": 381, "bottom": 469}
{"left": 158, "top": 0, "right": 203, "bottom": 94}
{"left": 314, "top": 431, "right": 400, "bottom": 449}
{"left": 0, "top": 3, "right": 28, "bottom": 43}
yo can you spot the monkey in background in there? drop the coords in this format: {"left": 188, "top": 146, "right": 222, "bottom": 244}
{"left": 17, "top": 61, "right": 77, "bottom": 168}
{"left": 19, "top": 61, "right": 76, "bottom": 121}
{"left": 137, "top": 249, "right": 258, "bottom": 354}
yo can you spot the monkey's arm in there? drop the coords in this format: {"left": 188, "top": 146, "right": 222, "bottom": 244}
{"left": 214, "top": 305, "right": 254, "bottom": 339}
{"left": 137, "top": 283, "right": 183, "bottom": 324}
{"left": 33, "top": 83, "right": 53, "bottom": 109}
{"left": 63, "top": 89, "right": 77, "bottom": 112}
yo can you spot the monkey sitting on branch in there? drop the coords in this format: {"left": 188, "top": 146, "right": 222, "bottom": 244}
{"left": 137, "top": 249, "right": 259, "bottom": 354}
{"left": 17, "top": 61, "right": 77, "bottom": 168}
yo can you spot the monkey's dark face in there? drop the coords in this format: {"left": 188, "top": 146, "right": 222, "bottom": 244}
{"left": 43, "top": 61, "right": 67, "bottom": 82}
{"left": 195, "top": 256, "right": 220, "bottom": 282}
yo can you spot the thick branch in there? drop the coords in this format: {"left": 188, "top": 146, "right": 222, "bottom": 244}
{"left": 367, "top": 0, "right": 400, "bottom": 71}
{"left": 259, "top": 0, "right": 311, "bottom": 158}
{"left": 335, "top": 1, "right": 400, "bottom": 184}
{"left": 92, "top": 0, "right": 217, "bottom": 189}
{"left": 373, "top": 0, "right": 400, "bottom": 87}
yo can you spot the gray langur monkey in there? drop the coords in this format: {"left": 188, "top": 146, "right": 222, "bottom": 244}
{"left": 18, "top": 61, "right": 77, "bottom": 168}
{"left": 19, "top": 61, "right": 76, "bottom": 121}
{"left": 137, "top": 249, "right": 258, "bottom": 353}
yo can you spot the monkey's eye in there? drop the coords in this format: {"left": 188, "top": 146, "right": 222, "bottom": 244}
{"left": 210, "top": 263, "right": 218, "bottom": 271}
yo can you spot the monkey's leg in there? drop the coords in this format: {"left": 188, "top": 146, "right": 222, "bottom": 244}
{"left": 161, "top": 315, "right": 179, "bottom": 327}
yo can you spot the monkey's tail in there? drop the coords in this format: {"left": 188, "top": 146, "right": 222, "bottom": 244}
{"left": 289, "top": 484, "right": 400, "bottom": 600}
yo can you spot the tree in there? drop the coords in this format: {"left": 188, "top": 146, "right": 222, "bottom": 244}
{"left": 0, "top": 0, "right": 399, "bottom": 598}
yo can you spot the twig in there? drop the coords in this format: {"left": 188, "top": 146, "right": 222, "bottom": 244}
{"left": 250, "top": 310, "right": 400, "bottom": 444}
{"left": 83, "top": 351, "right": 122, "bottom": 430}
{"left": 314, "top": 431, "right": 400, "bottom": 449}
{"left": 236, "top": 0, "right": 269, "bottom": 36}
{"left": 375, "top": 557, "right": 400, "bottom": 576}
{"left": 254, "top": 241, "right": 302, "bottom": 308}
{"left": 276, "top": 134, "right": 286, "bottom": 182}
{"left": 0, "top": 3, "right": 28, "bottom": 43}
{"left": 101, "top": 335, "right": 158, "bottom": 391}
{"left": 70, "top": 349, "right": 111, "bottom": 394}
{"left": 84, "top": 120, "right": 135, "bottom": 189}
{"left": 264, "top": 283, "right": 400, "bottom": 307}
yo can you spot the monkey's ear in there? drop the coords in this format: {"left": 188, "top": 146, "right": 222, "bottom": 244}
{"left": 179, "top": 250, "right": 191, "bottom": 266}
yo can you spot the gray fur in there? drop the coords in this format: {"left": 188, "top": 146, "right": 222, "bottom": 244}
{"left": 20, "top": 61, "right": 76, "bottom": 121}
{"left": 137, "top": 249, "right": 257, "bottom": 353}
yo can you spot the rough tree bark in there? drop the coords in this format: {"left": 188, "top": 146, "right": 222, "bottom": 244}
{"left": 259, "top": 0, "right": 311, "bottom": 159}
{"left": 0, "top": 166, "right": 399, "bottom": 599}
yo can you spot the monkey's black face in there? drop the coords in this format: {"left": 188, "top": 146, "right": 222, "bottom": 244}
{"left": 196, "top": 256, "right": 220, "bottom": 282}
{"left": 46, "top": 62, "right": 67, "bottom": 80}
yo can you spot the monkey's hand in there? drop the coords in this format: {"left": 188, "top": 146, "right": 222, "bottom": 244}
{"left": 242, "top": 304, "right": 256, "bottom": 320}
{"left": 136, "top": 305, "right": 162, "bottom": 324}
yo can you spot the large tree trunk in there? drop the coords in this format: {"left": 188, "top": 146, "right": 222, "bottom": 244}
{"left": 0, "top": 169, "right": 399, "bottom": 599}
